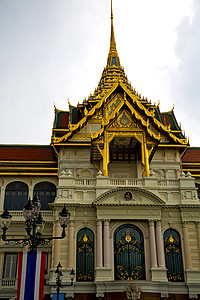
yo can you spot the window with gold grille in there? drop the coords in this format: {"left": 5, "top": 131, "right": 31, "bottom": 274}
{"left": 76, "top": 228, "right": 94, "bottom": 281}
{"left": 114, "top": 224, "right": 145, "bottom": 280}
{"left": 164, "top": 229, "right": 184, "bottom": 282}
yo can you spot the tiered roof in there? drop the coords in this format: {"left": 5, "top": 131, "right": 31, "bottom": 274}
{"left": 51, "top": 1, "right": 188, "bottom": 151}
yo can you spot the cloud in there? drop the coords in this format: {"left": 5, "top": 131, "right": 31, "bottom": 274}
{"left": 167, "top": 0, "right": 200, "bottom": 146}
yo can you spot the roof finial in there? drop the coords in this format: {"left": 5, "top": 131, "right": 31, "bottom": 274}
{"left": 106, "top": 0, "right": 121, "bottom": 68}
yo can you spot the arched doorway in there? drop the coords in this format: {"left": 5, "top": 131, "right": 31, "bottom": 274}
{"left": 164, "top": 228, "right": 184, "bottom": 282}
{"left": 114, "top": 224, "right": 145, "bottom": 280}
{"left": 76, "top": 228, "right": 94, "bottom": 281}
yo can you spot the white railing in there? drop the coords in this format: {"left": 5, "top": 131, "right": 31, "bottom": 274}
{"left": 158, "top": 180, "right": 179, "bottom": 186}
{"left": 74, "top": 177, "right": 179, "bottom": 187}
{"left": 1, "top": 278, "right": 16, "bottom": 287}
{"left": 11, "top": 211, "right": 53, "bottom": 218}
{"left": 75, "top": 179, "right": 95, "bottom": 186}
{"left": 75, "top": 178, "right": 144, "bottom": 186}
{"left": 110, "top": 179, "right": 143, "bottom": 186}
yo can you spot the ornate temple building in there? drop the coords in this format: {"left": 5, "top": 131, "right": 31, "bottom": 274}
{"left": 1, "top": 2, "right": 200, "bottom": 300}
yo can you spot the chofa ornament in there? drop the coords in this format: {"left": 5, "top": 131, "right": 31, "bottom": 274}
{"left": 124, "top": 284, "right": 142, "bottom": 300}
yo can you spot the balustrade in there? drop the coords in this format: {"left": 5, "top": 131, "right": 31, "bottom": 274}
{"left": 75, "top": 179, "right": 95, "bottom": 186}
{"left": 74, "top": 177, "right": 180, "bottom": 188}
{"left": 1, "top": 279, "right": 16, "bottom": 287}
{"left": 158, "top": 180, "right": 179, "bottom": 186}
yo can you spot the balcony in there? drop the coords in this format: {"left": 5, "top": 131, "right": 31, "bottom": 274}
{"left": 73, "top": 177, "right": 180, "bottom": 188}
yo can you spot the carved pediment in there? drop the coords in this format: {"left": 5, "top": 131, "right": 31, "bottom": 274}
{"left": 93, "top": 187, "right": 165, "bottom": 206}
{"left": 109, "top": 110, "right": 143, "bottom": 130}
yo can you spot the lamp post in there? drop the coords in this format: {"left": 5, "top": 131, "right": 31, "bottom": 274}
{"left": 54, "top": 262, "right": 75, "bottom": 300}
{"left": 0, "top": 195, "right": 70, "bottom": 252}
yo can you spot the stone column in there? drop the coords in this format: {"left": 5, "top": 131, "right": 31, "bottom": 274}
{"left": 0, "top": 186, "right": 5, "bottom": 210}
{"left": 104, "top": 220, "right": 110, "bottom": 267}
{"left": 155, "top": 220, "right": 165, "bottom": 267}
{"left": 29, "top": 187, "right": 33, "bottom": 199}
{"left": 68, "top": 220, "right": 75, "bottom": 268}
{"left": 97, "top": 220, "right": 103, "bottom": 267}
{"left": 196, "top": 222, "right": 200, "bottom": 254}
{"left": 53, "top": 221, "right": 61, "bottom": 267}
{"left": 182, "top": 221, "right": 192, "bottom": 269}
{"left": 149, "top": 220, "right": 158, "bottom": 267}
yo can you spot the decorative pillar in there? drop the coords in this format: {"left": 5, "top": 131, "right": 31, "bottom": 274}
{"left": 0, "top": 186, "right": 5, "bottom": 210}
{"left": 182, "top": 222, "right": 192, "bottom": 269}
{"left": 142, "top": 133, "right": 150, "bottom": 177}
{"left": 104, "top": 220, "right": 110, "bottom": 267}
{"left": 149, "top": 220, "right": 158, "bottom": 267}
{"left": 144, "top": 142, "right": 150, "bottom": 177}
{"left": 196, "top": 222, "right": 200, "bottom": 255}
{"left": 68, "top": 220, "right": 75, "bottom": 268}
{"left": 103, "top": 132, "right": 109, "bottom": 176}
{"left": 29, "top": 187, "right": 33, "bottom": 199}
{"left": 53, "top": 221, "right": 61, "bottom": 267}
{"left": 97, "top": 220, "right": 103, "bottom": 267}
{"left": 155, "top": 220, "right": 165, "bottom": 267}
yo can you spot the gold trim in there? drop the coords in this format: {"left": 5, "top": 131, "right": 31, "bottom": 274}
{"left": 0, "top": 167, "right": 58, "bottom": 170}
{"left": 182, "top": 163, "right": 200, "bottom": 165}
{"left": 52, "top": 143, "right": 90, "bottom": 146}
{"left": 0, "top": 173, "right": 58, "bottom": 176}
{"left": 53, "top": 129, "right": 69, "bottom": 132}
{"left": 0, "top": 160, "right": 57, "bottom": 164}
{"left": 182, "top": 169, "right": 200, "bottom": 172}
{"left": 158, "top": 144, "right": 188, "bottom": 148}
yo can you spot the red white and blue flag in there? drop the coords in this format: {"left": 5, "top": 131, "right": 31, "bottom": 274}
{"left": 17, "top": 251, "right": 46, "bottom": 300}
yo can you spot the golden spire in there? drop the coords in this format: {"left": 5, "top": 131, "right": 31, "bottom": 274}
{"left": 106, "top": 0, "right": 121, "bottom": 68}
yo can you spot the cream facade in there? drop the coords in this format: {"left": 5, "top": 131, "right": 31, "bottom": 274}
{"left": 0, "top": 2, "right": 200, "bottom": 300}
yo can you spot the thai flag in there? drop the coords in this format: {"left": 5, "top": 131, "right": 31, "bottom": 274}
{"left": 17, "top": 251, "right": 46, "bottom": 300}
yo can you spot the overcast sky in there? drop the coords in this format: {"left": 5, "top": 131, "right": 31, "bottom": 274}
{"left": 0, "top": 0, "right": 199, "bottom": 146}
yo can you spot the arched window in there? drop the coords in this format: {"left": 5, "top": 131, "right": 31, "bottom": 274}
{"left": 76, "top": 228, "right": 94, "bottom": 281}
{"left": 33, "top": 182, "right": 56, "bottom": 210}
{"left": 195, "top": 183, "right": 200, "bottom": 200}
{"left": 164, "top": 229, "right": 184, "bottom": 282}
{"left": 114, "top": 224, "right": 145, "bottom": 280}
{"left": 4, "top": 181, "right": 28, "bottom": 210}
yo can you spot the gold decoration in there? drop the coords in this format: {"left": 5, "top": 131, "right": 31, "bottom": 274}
{"left": 125, "top": 235, "right": 132, "bottom": 243}
{"left": 83, "top": 233, "right": 88, "bottom": 243}
{"left": 169, "top": 234, "right": 174, "bottom": 243}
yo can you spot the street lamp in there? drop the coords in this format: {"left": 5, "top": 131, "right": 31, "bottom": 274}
{"left": 0, "top": 195, "right": 70, "bottom": 252}
{"left": 54, "top": 262, "right": 75, "bottom": 300}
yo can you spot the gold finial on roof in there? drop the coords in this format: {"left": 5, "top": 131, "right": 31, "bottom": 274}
{"left": 106, "top": 0, "right": 121, "bottom": 68}
{"left": 54, "top": 102, "right": 57, "bottom": 112}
